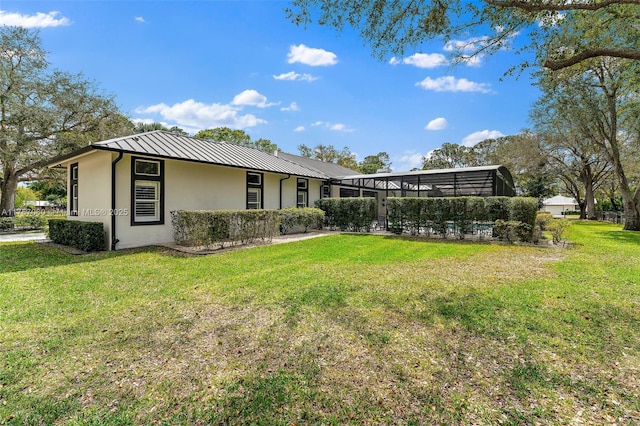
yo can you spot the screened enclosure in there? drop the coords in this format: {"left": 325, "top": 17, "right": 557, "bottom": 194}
{"left": 333, "top": 165, "right": 516, "bottom": 198}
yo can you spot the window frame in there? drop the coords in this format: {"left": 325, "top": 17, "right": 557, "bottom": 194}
{"left": 297, "top": 178, "right": 309, "bottom": 208}
{"left": 131, "top": 157, "right": 164, "bottom": 226}
{"left": 69, "top": 163, "right": 78, "bottom": 216}
{"left": 321, "top": 183, "right": 331, "bottom": 199}
{"left": 246, "top": 171, "right": 264, "bottom": 210}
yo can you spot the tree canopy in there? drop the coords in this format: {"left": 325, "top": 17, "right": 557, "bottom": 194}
{"left": 287, "top": 0, "right": 640, "bottom": 71}
{"left": 194, "top": 127, "right": 279, "bottom": 153}
{"left": 298, "top": 144, "right": 360, "bottom": 171}
{"left": 0, "top": 26, "right": 127, "bottom": 216}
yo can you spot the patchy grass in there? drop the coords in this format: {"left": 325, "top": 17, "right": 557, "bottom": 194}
{"left": 1, "top": 221, "right": 639, "bottom": 424}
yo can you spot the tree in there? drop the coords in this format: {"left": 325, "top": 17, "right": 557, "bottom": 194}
{"left": 134, "top": 122, "right": 188, "bottom": 135}
{"left": 471, "top": 134, "right": 556, "bottom": 198}
{"left": 287, "top": 0, "right": 640, "bottom": 71}
{"left": 0, "top": 27, "right": 124, "bottom": 217}
{"left": 535, "top": 58, "right": 640, "bottom": 229}
{"left": 359, "top": 152, "right": 391, "bottom": 174}
{"left": 531, "top": 81, "right": 612, "bottom": 219}
{"left": 421, "top": 143, "right": 475, "bottom": 170}
{"left": 297, "top": 143, "right": 360, "bottom": 171}
{"left": 194, "top": 127, "right": 279, "bottom": 153}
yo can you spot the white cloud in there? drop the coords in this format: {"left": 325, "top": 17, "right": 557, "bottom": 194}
{"left": 231, "top": 89, "right": 277, "bottom": 108}
{"left": 273, "top": 71, "right": 318, "bottom": 82}
{"left": 294, "top": 126, "right": 305, "bottom": 132}
{"left": 416, "top": 76, "right": 492, "bottom": 93}
{"left": 135, "top": 16, "right": 145, "bottom": 23}
{"left": 287, "top": 44, "right": 338, "bottom": 66}
{"left": 329, "top": 123, "right": 354, "bottom": 132}
{"left": 0, "top": 10, "right": 70, "bottom": 27}
{"left": 462, "top": 130, "right": 505, "bottom": 147}
{"left": 444, "top": 37, "right": 490, "bottom": 54}
{"left": 135, "top": 99, "right": 266, "bottom": 130}
{"left": 389, "top": 53, "right": 448, "bottom": 69}
{"left": 307, "top": 120, "right": 353, "bottom": 132}
{"left": 394, "top": 151, "right": 425, "bottom": 171}
{"left": 426, "top": 117, "right": 448, "bottom": 131}
{"left": 281, "top": 102, "right": 299, "bottom": 112}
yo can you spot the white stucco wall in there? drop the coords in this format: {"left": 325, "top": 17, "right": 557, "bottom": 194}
{"left": 60, "top": 151, "right": 325, "bottom": 249}
{"left": 66, "top": 150, "right": 112, "bottom": 250}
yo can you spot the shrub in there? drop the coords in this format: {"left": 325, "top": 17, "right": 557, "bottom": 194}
{"left": 171, "top": 210, "right": 281, "bottom": 248}
{"left": 279, "top": 207, "right": 324, "bottom": 235}
{"left": 536, "top": 212, "right": 553, "bottom": 231}
{"left": 485, "top": 197, "right": 510, "bottom": 222}
{"left": 47, "top": 219, "right": 105, "bottom": 251}
{"left": 0, "top": 217, "right": 14, "bottom": 231}
{"left": 315, "top": 198, "right": 377, "bottom": 232}
{"left": 14, "top": 214, "right": 48, "bottom": 230}
{"left": 548, "top": 219, "right": 570, "bottom": 244}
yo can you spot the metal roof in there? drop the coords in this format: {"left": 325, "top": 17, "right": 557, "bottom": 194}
{"left": 274, "top": 151, "right": 360, "bottom": 177}
{"left": 65, "top": 130, "right": 330, "bottom": 179}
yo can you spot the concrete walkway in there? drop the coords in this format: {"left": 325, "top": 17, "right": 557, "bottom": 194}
{"left": 0, "top": 232, "right": 47, "bottom": 243}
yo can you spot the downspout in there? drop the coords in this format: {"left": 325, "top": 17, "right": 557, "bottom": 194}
{"left": 279, "top": 174, "right": 291, "bottom": 209}
{"left": 111, "top": 152, "right": 124, "bottom": 250}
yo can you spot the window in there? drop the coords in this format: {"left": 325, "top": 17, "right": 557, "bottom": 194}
{"left": 340, "top": 188, "right": 360, "bottom": 198}
{"left": 247, "top": 172, "right": 263, "bottom": 209}
{"left": 131, "top": 157, "right": 164, "bottom": 225}
{"left": 297, "top": 178, "right": 308, "bottom": 208}
{"left": 321, "top": 183, "right": 331, "bottom": 198}
{"left": 69, "top": 163, "right": 78, "bottom": 216}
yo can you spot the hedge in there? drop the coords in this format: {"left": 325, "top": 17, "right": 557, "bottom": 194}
{"left": 386, "top": 196, "right": 539, "bottom": 242}
{"left": 171, "top": 210, "right": 281, "bottom": 248}
{"left": 314, "top": 198, "right": 377, "bottom": 232}
{"left": 47, "top": 219, "right": 106, "bottom": 251}
{"left": 279, "top": 207, "right": 324, "bottom": 235}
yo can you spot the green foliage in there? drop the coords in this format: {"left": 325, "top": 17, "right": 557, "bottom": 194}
{"left": 278, "top": 207, "right": 324, "bottom": 235}
{"left": 0, "top": 217, "right": 14, "bottom": 231}
{"left": 387, "top": 197, "right": 538, "bottom": 242}
{"left": 298, "top": 144, "right": 360, "bottom": 171}
{"left": 548, "top": 219, "right": 570, "bottom": 244}
{"left": 194, "top": 127, "right": 279, "bottom": 153}
{"left": 0, "top": 26, "right": 125, "bottom": 215}
{"left": 47, "top": 219, "right": 105, "bottom": 251}
{"left": 171, "top": 210, "right": 281, "bottom": 248}
{"left": 314, "top": 198, "right": 377, "bottom": 231}
{"left": 359, "top": 152, "right": 391, "bottom": 174}
{"left": 14, "top": 214, "right": 48, "bottom": 230}
{"left": 15, "top": 187, "right": 38, "bottom": 208}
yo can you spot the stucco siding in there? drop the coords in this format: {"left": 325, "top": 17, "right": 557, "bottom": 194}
{"left": 68, "top": 150, "right": 112, "bottom": 250}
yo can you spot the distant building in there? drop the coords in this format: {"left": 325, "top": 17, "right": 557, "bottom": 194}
{"left": 541, "top": 195, "right": 579, "bottom": 217}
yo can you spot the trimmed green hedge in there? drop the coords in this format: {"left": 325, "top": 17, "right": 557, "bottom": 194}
{"left": 279, "top": 207, "right": 324, "bottom": 235}
{"left": 171, "top": 210, "right": 282, "bottom": 248}
{"left": 386, "top": 196, "right": 539, "bottom": 242}
{"left": 47, "top": 219, "right": 106, "bottom": 251}
{"left": 314, "top": 198, "right": 377, "bottom": 232}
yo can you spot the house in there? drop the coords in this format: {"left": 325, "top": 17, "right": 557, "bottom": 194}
{"left": 541, "top": 195, "right": 579, "bottom": 217}
{"left": 45, "top": 131, "right": 515, "bottom": 250}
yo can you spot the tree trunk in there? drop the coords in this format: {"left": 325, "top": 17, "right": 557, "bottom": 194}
{"left": 578, "top": 201, "right": 587, "bottom": 220}
{"left": 584, "top": 179, "right": 597, "bottom": 220}
{"left": 0, "top": 165, "right": 19, "bottom": 217}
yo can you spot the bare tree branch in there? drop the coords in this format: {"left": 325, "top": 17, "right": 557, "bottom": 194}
{"left": 486, "top": 0, "right": 640, "bottom": 12}
{"left": 544, "top": 48, "right": 640, "bottom": 70}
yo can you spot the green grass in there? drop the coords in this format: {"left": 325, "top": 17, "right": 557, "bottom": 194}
{"left": 1, "top": 221, "right": 639, "bottom": 424}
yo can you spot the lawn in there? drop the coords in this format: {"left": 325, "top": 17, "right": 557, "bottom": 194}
{"left": 1, "top": 221, "right": 639, "bottom": 424}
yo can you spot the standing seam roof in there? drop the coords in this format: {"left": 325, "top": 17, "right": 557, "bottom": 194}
{"left": 91, "top": 130, "right": 329, "bottom": 179}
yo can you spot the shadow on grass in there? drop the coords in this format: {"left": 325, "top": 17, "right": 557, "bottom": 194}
{"left": 597, "top": 229, "right": 640, "bottom": 245}
{"left": 0, "top": 242, "right": 180, "bottom": 274}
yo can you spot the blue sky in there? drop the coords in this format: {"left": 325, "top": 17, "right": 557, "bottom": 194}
{"left": 1, "top": 1, "right": 540, "bottom": 171}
